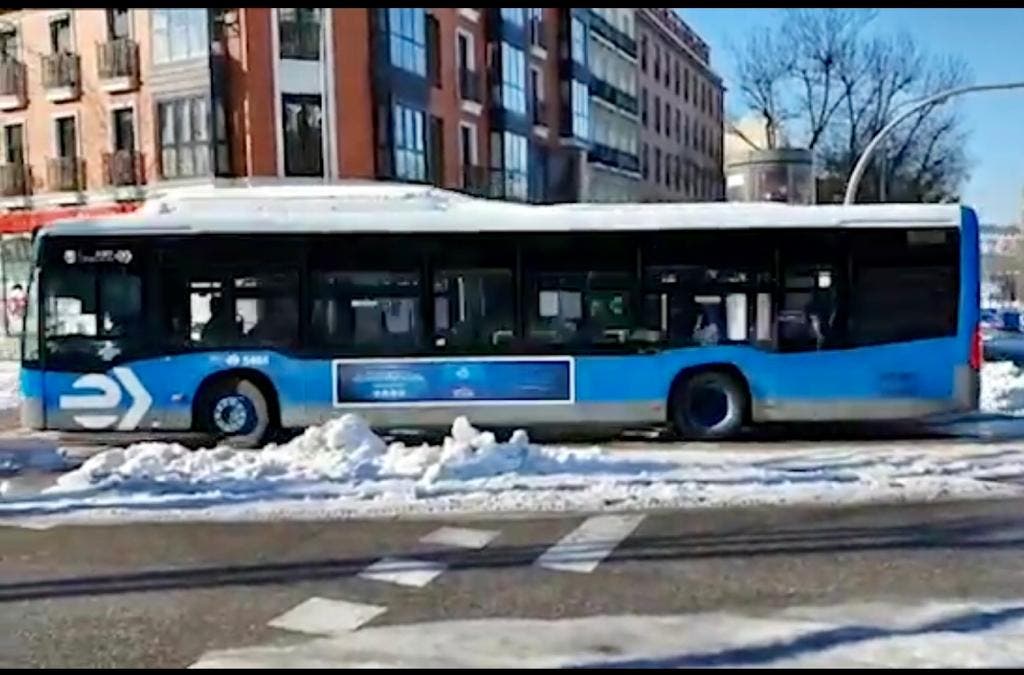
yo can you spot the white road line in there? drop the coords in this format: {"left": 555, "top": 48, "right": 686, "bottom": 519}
{"left": 359, "top": 556, "right": 447, "bottom": 588}
{"left": 535, "top": 514, "right": 645, "bottom": 574}
{"left": 419, "top": 526, "right": 499, "bottom": 550}
{"left": 266, "top": 597, "right": 387, "bottom": 636}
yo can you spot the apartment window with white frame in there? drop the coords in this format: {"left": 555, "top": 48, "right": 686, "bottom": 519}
{"left": 459, "top": 121, "right": 477, "bottom": 168}
{"left": 282, "top": 93, "right": 323, "bottom": 177}
{"left": 501, "top": 42, "right": 526, "bottom": 114}
{"left": 152, "top": 9, "right": 208, "bottom": 64}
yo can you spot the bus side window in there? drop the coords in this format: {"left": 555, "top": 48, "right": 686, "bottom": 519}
{"left": 778, "top": 267, "right": 837, "bottom": 352}
{"left": 235, "top": 272, "right": 299, "bottom": 348}
{"left": 432, "top": 268, "right": 514, "bottom": 351}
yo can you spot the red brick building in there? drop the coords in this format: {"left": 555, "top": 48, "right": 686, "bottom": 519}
{"left": 0, "top": 8, "right": 724, "bottom": 234}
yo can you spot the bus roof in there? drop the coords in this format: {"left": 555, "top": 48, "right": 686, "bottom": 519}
{"left": 39, "top": 183, "right": 967, "bottom": 238}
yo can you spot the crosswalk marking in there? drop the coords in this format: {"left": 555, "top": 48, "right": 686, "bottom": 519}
{"left": 419, "top": 526, "right": 499, "bottom": 550}
{"left": 267, "top": 597, "right": 387, "bottom": 636}
{"left": 535, "top": 514, "right": 645, "bottom": 574}
{"left": 359, "top": 556, "right": 447, "bottom": 588}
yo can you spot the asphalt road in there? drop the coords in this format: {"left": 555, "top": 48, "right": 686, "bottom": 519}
{"left": 4, "top": 496, "right": 1024, "bottom": 667}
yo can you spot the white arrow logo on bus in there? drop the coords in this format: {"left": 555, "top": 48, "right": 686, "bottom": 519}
{"left": 58, "top": 367, "right": 153, "bottom": 431}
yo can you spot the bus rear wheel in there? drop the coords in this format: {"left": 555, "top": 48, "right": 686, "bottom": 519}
{"left": 198, "top": 377, "right": 273, "bottom": 449}
{"left": 670, "top": 371, "right": 747, "bottom": 440}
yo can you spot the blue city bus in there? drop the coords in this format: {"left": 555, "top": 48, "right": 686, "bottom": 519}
{"left": 19, "top": 185, "right": 981, "bottom": 446}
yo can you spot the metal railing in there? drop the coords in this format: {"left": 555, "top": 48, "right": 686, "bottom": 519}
{"left": 102, "top": 150, "right": 143, "bottom": 187}
{"left": 0, "top": 163, "right": 28, "bottom": 196}
{"left": 46, "top": 156, "right": 85, "bottom": 192}
{"left": 97, "top": 38, "right": 138, "bottom": 80}
{"left": 459, "top": 67, "right": 483, "bottom": 103}
{"left": 41, "top": 52, "right": 80, "bottom": 90}
{"left": 0, "top": 58, "right": 26, "bottom": 97}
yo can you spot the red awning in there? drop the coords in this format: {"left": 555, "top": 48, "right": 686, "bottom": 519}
{"left": 0, "top": 202, "right": 142, "bottom": 234}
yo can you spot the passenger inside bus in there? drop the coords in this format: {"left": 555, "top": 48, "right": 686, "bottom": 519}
{"left": 201, "top": 296, "right": 242, "bottom": 344}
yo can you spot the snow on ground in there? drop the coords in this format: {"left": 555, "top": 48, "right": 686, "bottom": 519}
{"left": 191, "top": 599, "right": 1024, "bottom": 668}
{"left": 3, "top": 413, "right": 1024, "bottom": 526}
{"left": 0, "top": 360, "right": 19, "bottom": 411}
{"left": 981, "top": 360, "right": 1024, "bottom": 416}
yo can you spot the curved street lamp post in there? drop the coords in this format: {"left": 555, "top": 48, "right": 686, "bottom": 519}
{"left": 843, "top": 81, "right": 1024, "bottom": 205}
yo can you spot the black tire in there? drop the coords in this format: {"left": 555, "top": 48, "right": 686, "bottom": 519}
{"left": 197, "top": 377, "right": 273, "bottom": 449}
{"left": 670, "top": 371, "right": 747, "bottom": 440}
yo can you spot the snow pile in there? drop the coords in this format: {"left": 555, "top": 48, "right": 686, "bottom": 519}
{"left": 52, "top": 415, "right": 659, "bottom": 497}
{"left": 981, "top": 361, "right": 1024, "bottom": 416}
{"left": 3, "top": 413, "right": 1024, "bottom": 526}
{"left": 0, "top": 360, "right": 19, "bottom": 410}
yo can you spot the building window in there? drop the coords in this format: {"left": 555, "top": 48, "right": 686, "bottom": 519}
{"left": 152, "top": 9, "right": 208, "bottom": 64}
{"left": 674, "top": 109, "right": 681, "bottom": 143}
{"left": 653, "top": 95, "right": 660, "bottom": 134}
{"left": 106, "top": 8, "right": 130, "bottom": 40}
{"left": 0, "top": 25, "right": 18, "bottom": 60}
{"left": 570, "top": 16, "right": 586, "bottom": 65}
{"left": 641, "top": 142, "right": 648, "bottom": 179}
{"left": 3, "top": 123, "right": 24, "bottom": 165}
{"left": 501, "top": 7, "right": 524, "bottom": 26}
{"left": 664, "top": 102, "right": 670, "bottom": 138}
{"left": 459, "top": 121, "right": 477, "bottom": 167}
{"left": 674, "top": 60, "right": 680, "bottom": 96}
{"left": 640, "top": 35, "right": 647, "bottom": 72}
{"left": 157, "top": 96, "right": 226, "bottom": 179}
{"left": 54, "top": 116, "right": 77, "bottom": 159}
{"left": 393, "top": 103, "right": 426, "bottom": 181}
{"left": 279, "top": 8, "right": 322, "bottom": 61}
{"left": 282, "top": 94, "right": 323, "bottom": 177}
{"left": 501, "top": 42, "right": 526, "bottom": 114}
{"left": 49, "top": 14, "right": 72, "bottom": 53}
{"left": 684, "top": 68, "right": 689, "bottom": 102}
{"left": 456, "top": 29, "right": 474, "bottom": 72}
{"left": 640, "top": 87, "right": 647, "bottom": 126}
{"left": 571, "top": 79, "right": 589, "bottom": 140}
{"left": 653, "top": 43, "right": 659, "bottom": 81}
{"left": 111, "top": 107, "right": 134, "bottom": 152}
{"left": 665, "top": 153, "right": 672, "bottom": 189}
{"left": 491, "top": 131, "right": 527, "bottom": 201}
{"left": 388, "top": 8, "right": 426, "bottom": 76}
{"left": 674, "top": 156, "right": 681, "bottom": 192}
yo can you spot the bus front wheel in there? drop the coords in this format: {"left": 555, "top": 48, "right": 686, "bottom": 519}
{"left": 670, "top": 371, "right": 747, "bottom": 440}
{"left": 198, "top": 377, "right": 273, "bottom": 449}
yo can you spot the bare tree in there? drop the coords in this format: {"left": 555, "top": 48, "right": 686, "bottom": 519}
{"left": 733, "top": 10, "right": 972, "bottom": 203}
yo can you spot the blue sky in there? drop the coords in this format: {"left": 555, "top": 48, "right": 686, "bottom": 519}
{"left": 679, "top": 8, "right": 1024, "bottom": 224}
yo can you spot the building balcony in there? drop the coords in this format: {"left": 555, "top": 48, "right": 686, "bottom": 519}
{"left": 589, "top": 78, "right": 638, "bottom": 116}
{"left": 0, "top": 59, "right": 27, "bottom": 110}
{"left": 589, "top": 11, "right": 637, "bottom": 58}
{"left": 532, "top": 99, "right": 548, "bottom": 127}
{"left": 103, "top": 150, "right": 144, "bottom": 187}
{"left": 459, "top": 166, "right": 528, "bottom": 202}
{"left": 279, "top": 19, "right": 321, "bottom": 60}
{"left": 461, "top": 164, "right": 489, "bottom": 198}
{"left": 588, "top": 142, "right": 640, "bottom": 175}
{"left": 46, "top": 157, "right": 85, "bottom": 193}
{"left": 96, "top": 38, "right": 139, "bottom": 93}
{"left": 41, "top": 52, "right": 81, "bottom": 102}
{"left": 459, "top": 67, "right": 483, "bottom": 103}
{"left": 0, "top": 164, "right": 30, "bottom": 197}
{"left": 529, "top": 19, "right": 548, "bottom": 52}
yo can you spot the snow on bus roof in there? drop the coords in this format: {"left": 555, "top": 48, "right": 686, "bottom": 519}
{"left": 39, "top": 183, "right": 965, "bottom": 238}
